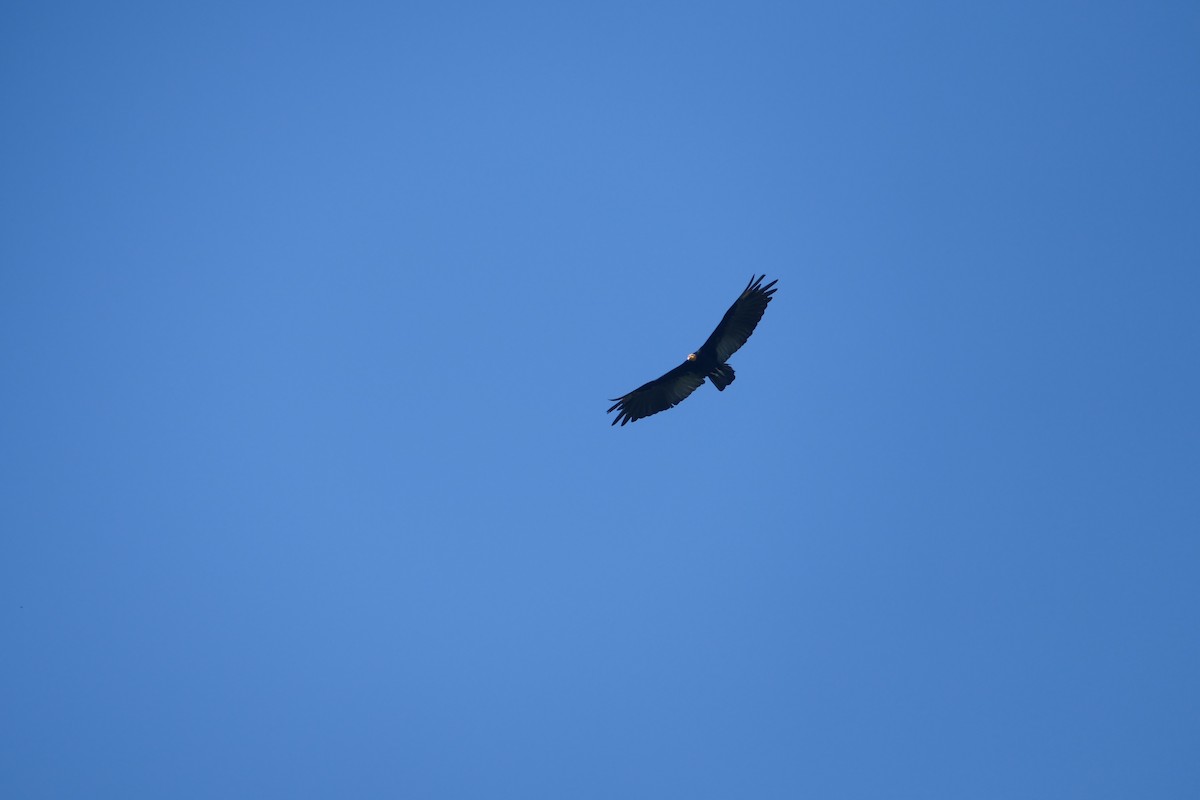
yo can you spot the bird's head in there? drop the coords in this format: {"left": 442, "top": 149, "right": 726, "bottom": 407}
{"left": 686, "top": 353, "right": 697, "bottom": 362}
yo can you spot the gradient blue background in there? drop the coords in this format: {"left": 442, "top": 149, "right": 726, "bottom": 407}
{"left": 3, "top": 2, "right": 1198, "bottom": 797}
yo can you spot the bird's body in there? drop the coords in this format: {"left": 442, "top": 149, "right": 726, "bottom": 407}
{"left": 607, "top": 275, "right": 778, "bottom": 425}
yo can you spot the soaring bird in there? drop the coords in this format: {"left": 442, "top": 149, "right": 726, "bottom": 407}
{"left": 607, "top": 275, "right": 778, "bottom": 426}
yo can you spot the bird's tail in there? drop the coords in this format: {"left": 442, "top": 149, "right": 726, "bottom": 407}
{"left": 709, "top": 363, "right": 736, "bottom": 391}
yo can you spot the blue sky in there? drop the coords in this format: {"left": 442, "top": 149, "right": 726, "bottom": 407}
{"left": 2, "top": 1, "right": 1198, "bottom": 797}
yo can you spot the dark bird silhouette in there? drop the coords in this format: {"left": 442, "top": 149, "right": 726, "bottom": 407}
{"left": 607, "top": 275, "right": 778, "bottom": 426}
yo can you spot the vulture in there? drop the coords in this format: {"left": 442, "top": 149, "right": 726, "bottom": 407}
{"left": 607, "top": 275, "right": 778, "bottom": 426}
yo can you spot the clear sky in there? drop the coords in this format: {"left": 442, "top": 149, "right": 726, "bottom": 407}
{"left": 2, "top": 1, "right": 1198, "bottom": 797}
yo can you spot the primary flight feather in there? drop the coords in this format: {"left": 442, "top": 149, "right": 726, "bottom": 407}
{"left": 607, "top": 275, "right": 778, "bottom": 426}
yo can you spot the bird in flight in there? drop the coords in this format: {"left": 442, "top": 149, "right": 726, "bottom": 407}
{"left": 607, "top": 275, "right": 778, "bottom": 426}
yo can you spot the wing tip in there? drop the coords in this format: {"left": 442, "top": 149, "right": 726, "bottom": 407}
{"left": 608, "top": 398, "right": 633, "bottom": 426}
{"left": 745, "top": 274, "right": 778, "bottom": 297}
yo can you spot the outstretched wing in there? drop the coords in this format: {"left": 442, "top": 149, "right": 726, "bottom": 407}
{"left": 607, "top": 361, "right": 707, "bottom": 426}
{"left": 696, "top": 274, "right": 778, "bottom": 363}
